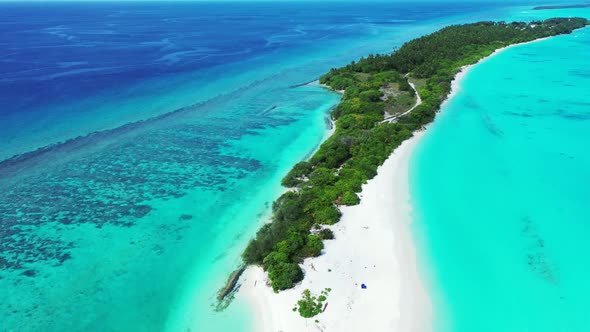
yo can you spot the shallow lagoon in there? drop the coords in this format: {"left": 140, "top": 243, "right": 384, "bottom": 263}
{"left": 411, "top": 24, "right": 590, "bottom": 332}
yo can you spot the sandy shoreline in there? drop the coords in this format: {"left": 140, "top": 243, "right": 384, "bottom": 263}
{"left": 237, "top": 130, "right": 430, "bottom": 332}
{"left": 235, "top": 37, "right": 551, "bottom": 332}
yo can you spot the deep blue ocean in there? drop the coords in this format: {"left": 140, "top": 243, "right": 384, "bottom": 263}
{"left": 0, "top": 1, "right": 508, "bottom": 161}
{"left": 1, "top": 2, "right": 586, "bottom": 332}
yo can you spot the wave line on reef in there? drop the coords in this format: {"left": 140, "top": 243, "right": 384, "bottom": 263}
{"left": 0, "top": 68, "right": 309, "bottom": 185}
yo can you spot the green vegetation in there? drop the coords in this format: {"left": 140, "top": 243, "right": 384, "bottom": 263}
{"left": 293, "top": 288, "right": 332, "bottom": 318}
{"left": 243, "top": 18, "right": 589, "bottom": 291}
{"left": 318, "top": 228, "right": 334, "bottom": 240}
{"left": 534, "top": 4, "right": 590, "bottom": 10}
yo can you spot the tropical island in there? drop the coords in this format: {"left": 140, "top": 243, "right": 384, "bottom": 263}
{"left": 233, "top": 17, "right": 590, "bottom": 297}
{"left": 534, "top": 3, "right": 590, "bottom": 10}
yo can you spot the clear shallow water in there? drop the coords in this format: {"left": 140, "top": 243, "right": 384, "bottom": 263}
{"left": 0, "top": 2, "right": 555, "bottom": 332}
{"left": 411, "top": 13, "right": 590, "bottom": 332}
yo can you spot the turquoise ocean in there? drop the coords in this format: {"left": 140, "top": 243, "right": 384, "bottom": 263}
{"left": 2, "top": 2, "right": 589, "bottom": 332}
{"left": 0, "top": 2, "right": 523, "bottom": 331}
{"left": 411, "top": 7, "right": 590, "bottom": 332}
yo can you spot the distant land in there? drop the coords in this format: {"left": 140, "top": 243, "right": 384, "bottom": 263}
{"left": 534, "top": 3, "right": 590, "bottom": 10}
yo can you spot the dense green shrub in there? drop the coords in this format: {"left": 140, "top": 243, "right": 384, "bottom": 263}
{"left": 312, "top": 204, "right": 341, "bottom": 225}
{"left": 282, "top": 161, "right": 313, "bottom": 187}
{"left": 267, "top": 261, "right": 304, "bottom": 292}
{"left": 299, "top": 234, "right": 324, "bottom": 257}
{"left": 341, "top": 191, "right": 360, "bottom": 205}
{"left": 318, "top": 228, "right": 335, "bottom": 240}
{"left": 293, "top": 288, "right": 331, "bottom": 318}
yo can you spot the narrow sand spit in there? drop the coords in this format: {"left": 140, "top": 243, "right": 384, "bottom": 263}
{"left": 238, "top": 131, "right": 430, "bottom": 332}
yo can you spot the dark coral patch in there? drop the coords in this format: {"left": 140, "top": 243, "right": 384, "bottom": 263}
{"left": 21, "top": 270, "right": 36, "bottom": 277}
{"left": 0, "top": 100, "right": 291, "bottom": 274}
{"left": 179, "top": 214, "right": 193, "bottom": 221}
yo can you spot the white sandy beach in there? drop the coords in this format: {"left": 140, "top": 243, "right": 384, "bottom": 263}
{"left": 236, "top": 37, "right": 551, "bottom": 332}
{"left": 237, "top": 130, "right": 431, "bottom": 332}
